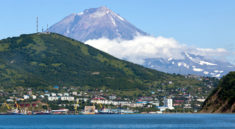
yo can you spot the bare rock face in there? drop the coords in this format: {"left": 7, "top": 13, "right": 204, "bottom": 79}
{"left": 200, "top": 72, "right": 235, "bottom": 113}
{"left": 48, "top": 6, "right": 147, "bottom": 42}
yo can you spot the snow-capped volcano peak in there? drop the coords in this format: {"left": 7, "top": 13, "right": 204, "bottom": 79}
{"left": 48, "top": 6, "right": 147, "bottom": 41}
{"left": 82, "top": 6, "right": 125, "bottom": 21}
{"left": 83, "top": 6, "right": 112, "bottom": 18}
{"left": 48, "top": 7, "right": 235, "bottom": 78}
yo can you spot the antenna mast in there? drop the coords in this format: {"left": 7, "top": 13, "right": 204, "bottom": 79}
{"left": 47, "top": 24, "right": 48, "bottom": 32}
{"left": 36, "top": 17, "right": 38, "bottom": 33}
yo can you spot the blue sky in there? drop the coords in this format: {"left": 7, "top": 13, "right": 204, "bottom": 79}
{"left": 0, "top": 0, "right": 235, "bottom": 59}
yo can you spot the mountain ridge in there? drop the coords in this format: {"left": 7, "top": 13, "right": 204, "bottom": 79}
{"left": 0, "top": 33, "right": 207, "bottom": 91}
{"left": 48, "top": 6, "right": 147, "bottom": 41}
{"left": 144, "top": 52, "right": 234, "bottom": 78}
{"left": 48, "top": 6, "right": 235, "bottom": 78}
{"left": 200, "top": 72, "right": 235, "bottom": 113}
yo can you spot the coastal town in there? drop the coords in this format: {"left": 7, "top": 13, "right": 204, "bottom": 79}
{"left": 0, "top": 75, "right": 217, "bottom": 115}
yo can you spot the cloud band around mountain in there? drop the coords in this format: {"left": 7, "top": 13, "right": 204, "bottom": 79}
{"left": 85, "top": 35, "right": 231, "bottom": 65}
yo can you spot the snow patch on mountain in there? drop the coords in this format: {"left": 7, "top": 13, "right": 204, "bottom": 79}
{"left": 78, "top": 12, "right": 84, "bottom": 16}
{"left": 199, "top": 61, "right": 217, "bottom": 66}
{"left": 177, "top": 62, "right": 189, "bottom": 69}
{"left": 168, "top": 58, "right": 173, "bottom": 61}
{"left": 214, "top": 70, "right": 224, "bottom": 73}
{"left": 192, "top": 66, "right": 203, "bottom": 72}
{"left": 210, "top": 72, "right": 221, "bottom": 78}
{"left": 185, "top": 52, "right": 193, "bottom": 60}
{"left": 66, "top": 29, "right": 70, "bottom": 34}
{"left": 178, "top": 62, "right": 182, "bottom": 67}
{"left": 183, "top": 63, "right": 190, "bottom": 69}
{"left": 90, "top": 11, "right": 106, "bottom": 18}
{"left": 116, "top": 15, "right": 124, "bottom": 21}
{"left": 110, "top": 17, "right": 116, "bottom": 26}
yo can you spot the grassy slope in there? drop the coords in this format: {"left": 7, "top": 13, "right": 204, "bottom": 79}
{"left": 0, "top": 33, "right": 203, "bottom": 90}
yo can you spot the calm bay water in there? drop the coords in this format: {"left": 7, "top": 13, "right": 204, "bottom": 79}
{"left": 0, "top": 114, "right": 234, "bottom": 129}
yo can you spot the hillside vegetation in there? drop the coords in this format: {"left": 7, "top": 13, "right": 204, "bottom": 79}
{"left": 0, "top": 33, "right": 209, "bottom": 90}
{"left": 200, "top": 72, "right": 235, "bottom": 113}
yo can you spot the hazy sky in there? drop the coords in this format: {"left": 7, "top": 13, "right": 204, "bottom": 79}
{"left": 1, "top": 0, "right": 235, "bottom": 56}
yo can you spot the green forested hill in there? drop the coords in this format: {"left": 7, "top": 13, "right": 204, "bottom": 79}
{"left": 200, "top": 72, "right": 235, "bottom": 113}
{"left": 0, "top": 33, "right": 206, "bottom": 90}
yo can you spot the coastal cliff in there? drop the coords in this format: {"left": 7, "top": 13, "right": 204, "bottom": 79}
{"left": 200, "top": 72, "right": 235, "bottom": 113}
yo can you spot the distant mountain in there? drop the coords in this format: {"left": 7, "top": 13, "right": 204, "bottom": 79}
{"left": 200, "top": 72, "right": 235, "bottom": 113}
{"left": 48, "top": 7, "right": 235, "bottom": 78}
{"left": 48, "top": 6, "right": 147, "bottom": 41}
{"left": 0, "top": 33, "right": 205, "bottom": 90}
{"left": 144, "top": 52, "right": 235, "bottom": 78}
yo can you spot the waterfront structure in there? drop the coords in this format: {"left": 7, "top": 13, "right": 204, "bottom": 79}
{"left": 51, "top": 109, "right": 69, "bottom": 115}
{"left": 82, "top": 106, "right": 96, "bottom": 114}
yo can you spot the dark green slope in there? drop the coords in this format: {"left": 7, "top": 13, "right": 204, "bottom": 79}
{"left": 0, "top": 33, "right": 202, "bottom": 89}
{"left": 200, "top": 72, "right": 235, "bottom": 113}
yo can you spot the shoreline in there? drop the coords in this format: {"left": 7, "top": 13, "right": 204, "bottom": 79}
{"left": 0, "top": 112, "right": 233, "bottom": 115}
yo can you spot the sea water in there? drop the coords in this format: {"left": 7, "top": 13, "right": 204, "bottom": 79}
{"left": 0, "top": 114, "right": 234, "bottom": 129}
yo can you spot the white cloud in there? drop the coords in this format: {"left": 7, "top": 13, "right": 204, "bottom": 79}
{"left": 85, "top": 35, "right": 231, "bottom": 65}
{"left": 190, "top": 48, "right": 228, "bottom": 58}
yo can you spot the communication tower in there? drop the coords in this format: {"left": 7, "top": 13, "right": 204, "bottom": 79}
{"left": 36, "top": 17, "right": 38, "bottom": 33}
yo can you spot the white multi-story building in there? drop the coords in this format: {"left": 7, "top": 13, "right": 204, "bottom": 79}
{"left": 196, "top": 98, "right": 206, "bottom": 102}
{"left": 64, "top": 93, "right": 69, "bottom": 96}
{"left": 79, "top": 98, "right": 89, "bottom": 102}
{"left": 57, "top": 93, "right": 63, "bottom": 96}
{"left": 163, "top": 97, "right": 174, "bottom": 110}
{"left": 44, "top": 94, "right": 50, "bottom": 97}
{"left": 109, "top": 95, "right": 117, "bottom": 100}
{"left": 149, "top": 101, "right": 160, "bottom": 106}
{"left": 40, "top": 95, "right": 44, "bottom": 98}
{"left": 48, "top": 96, "right": 59, "bottom": 101}
{"left": 61, "top": 96, "right": 74, "bottom": 101}
{"left": 24, "top": 95, "right": 30, "bottom": 99}
{"left": 32, "top": 95, "right": 37, "bottom": 100}
{"left": 51, "top": 93, "right": 56, "bottom": 97}
{"left": 159, "top": 97, "right": 174, "bottom": 111}
{"left": 72, "top": 92, "right": 77, "bottom": 96}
